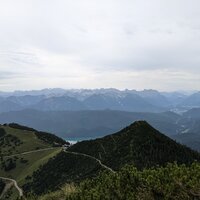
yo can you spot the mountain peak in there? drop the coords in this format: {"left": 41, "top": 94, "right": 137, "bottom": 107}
{"left": 130, "top": 120, "right": 150, "bottom": 127}
{"left": 70, "top": 121, "right": 200, "bottom": 170}
{"left": 123, "top": 120, "right": 155, "bottom": 133}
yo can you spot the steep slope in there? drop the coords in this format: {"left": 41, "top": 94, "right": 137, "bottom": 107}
{"left": 24, "top": 121, "right": 200, "bottom": 196}
{"left": 69, "top": 121, "right": 200, "bottom": 170}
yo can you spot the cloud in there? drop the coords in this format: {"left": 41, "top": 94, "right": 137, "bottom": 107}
{"left": 0, "top": 0, "right": 200, "bottom": 91}
{"left": 0, "top": 71, "right": 19, "bottom": 79}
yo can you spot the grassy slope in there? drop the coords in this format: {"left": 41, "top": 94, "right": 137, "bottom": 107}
{"left": 0, "top": 125, "right": 50, "bottom": 156}
{"left": 0, "top": 148, "right": 61, "bottom": 184}
{"left": 0, "top": 125, "right": 62, "bottom": 187}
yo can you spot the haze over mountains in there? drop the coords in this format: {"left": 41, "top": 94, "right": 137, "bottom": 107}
{"left": 0, "top": 88, "right": 200, "bottom": 152}
{"left": 0, "top": 88, "right": 199, "bottom": 113}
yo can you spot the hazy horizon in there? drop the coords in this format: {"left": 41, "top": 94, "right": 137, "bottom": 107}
{"left": 0, "top": 87, "right": 198, "bottom": 94}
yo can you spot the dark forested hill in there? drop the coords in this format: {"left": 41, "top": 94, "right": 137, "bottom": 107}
{"left": 24, "top": 121, "right": 200, "bottom": 196}
{"left": 69, "top": 121, "right": 200, "bottom": 170}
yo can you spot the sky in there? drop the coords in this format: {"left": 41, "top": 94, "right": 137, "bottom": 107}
{"left": 0, "top": 0, "right": 200, "bottom": 92}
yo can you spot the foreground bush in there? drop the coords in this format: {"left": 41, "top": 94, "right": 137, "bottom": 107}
{"left": 30, "top": 162, "right": 200, "bottom": 200}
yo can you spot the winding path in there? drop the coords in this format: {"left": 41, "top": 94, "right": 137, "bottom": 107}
{"left": 0, "top": 147, "right": 115, "bottom": 199}
{"left": 0, "top": 177, "right": 23, "bottom": 199}
{"left": 64, "top": 150, "right": 116, "bottom": 173}
{"left": 0, "top": 147, "right": 60, "bottom": 199}
{"left": 3, "top": 147, "right": 58, "bottom": 159}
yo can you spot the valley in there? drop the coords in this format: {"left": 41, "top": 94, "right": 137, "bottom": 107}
{"left": 0, "top": 89, "right": 200, "bottom": 199}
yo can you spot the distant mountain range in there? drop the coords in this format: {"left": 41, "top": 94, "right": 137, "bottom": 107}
{"left": 0, "top": 88, "right": 200, "bottom": 152}
{"left": 0, "top": 88, "right": 199, "bottom": 113}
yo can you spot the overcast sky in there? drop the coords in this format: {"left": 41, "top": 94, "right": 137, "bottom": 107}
{"left": 0, "top": 0, "right": 200, "bottom": 91}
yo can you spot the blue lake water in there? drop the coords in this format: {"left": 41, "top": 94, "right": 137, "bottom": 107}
{"left": 65, "top": 137, "right": 96, "bottom": 144}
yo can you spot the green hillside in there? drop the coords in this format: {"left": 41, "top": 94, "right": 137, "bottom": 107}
{"left": 0, "top": 124, "right": 66, "bottom": 199}
{"left": 23, "top": 121, "right": 200, "bottom": 197}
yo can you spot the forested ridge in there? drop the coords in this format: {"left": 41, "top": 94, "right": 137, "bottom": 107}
{"left": 23, "top": 121, "right": 200, "bottom": 198}
{"left": 69, "top": 121, "right": 200, "bottom": 170}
